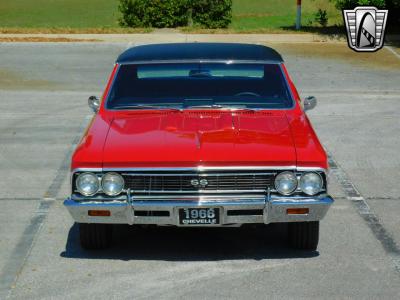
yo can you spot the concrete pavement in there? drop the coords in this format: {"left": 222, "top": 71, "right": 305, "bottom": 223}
{"left": 0, "top": 41, "right": 400, "bottom": 299}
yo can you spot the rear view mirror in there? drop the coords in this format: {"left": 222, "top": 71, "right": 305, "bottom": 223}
{"left": 303, "top": 96, "right": 317, "bottom": 111}
{"left": 88, "top": 96, "right": 100, "bottom": 113}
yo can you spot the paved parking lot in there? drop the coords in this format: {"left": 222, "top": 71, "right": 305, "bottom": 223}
{"left": 0, "top": 41, "right": 400, "bottom": 299}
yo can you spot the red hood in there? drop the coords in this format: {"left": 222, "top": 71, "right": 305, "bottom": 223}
{"left": 101, "top": 110, "right": 296, "bottom": 168}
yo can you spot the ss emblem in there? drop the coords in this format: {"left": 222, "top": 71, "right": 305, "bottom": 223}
{"left": 190, "top": 178, "right": 208, "bottom": 187}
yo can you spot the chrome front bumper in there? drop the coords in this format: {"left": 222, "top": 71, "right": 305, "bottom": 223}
{"left": 64, "top": 194, "right": 334, "bottom": 226}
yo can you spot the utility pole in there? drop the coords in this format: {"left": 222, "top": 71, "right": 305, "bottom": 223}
{"left": 296, "top": 0, "right": 302, "bottom": 30}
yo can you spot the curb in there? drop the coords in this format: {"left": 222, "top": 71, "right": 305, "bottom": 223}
{"left": 0, "top": 33, "right": 347, "bottom": 43}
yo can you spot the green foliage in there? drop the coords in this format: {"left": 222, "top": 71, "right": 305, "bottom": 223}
{"left": 314, "top": 9, "right": 328, "bottom": 26}
{"left": 118, "top": 0, "right": 232, "bottom": 28}
{"left": 191, "top": 0, "right": 232, "bottom": 28}
{"left": 386, "top": 1, "right": 400, "bottom": 25}
{"left": 333, "top": 0, "right": 386, "bottom": 10}
{"left": 332, "top": 0, "right": 400, "bottom": 30}
{"left": 118, "top": 0, "right": 190, "bottom": 28}
{"left": 0, "top": 0, "right": 119, "bottom": 28}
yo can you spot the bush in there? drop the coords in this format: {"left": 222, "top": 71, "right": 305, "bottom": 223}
{"left": 332, "top": 0, "right": 399, "bottom": 32}
{"left": 314, "top": 9, "right": 328, "bottom": 27}
{"left": 191, "top": 0, "right": 232, "bottom": 29}
{"left": 118, "top": 0, "right": 232, "bottom": 28}
{"left": 333, "top": 0, "right": 386, "bottom": 10}
{"left": 119, "top": 0, "right": 190, "bottom": 28}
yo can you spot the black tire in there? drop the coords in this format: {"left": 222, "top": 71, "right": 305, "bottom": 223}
{"left": 79, "top": 223, "right": 113, "bottom": 250}
{"left": 288, "top": 221, "right": 319, "bottom": 250}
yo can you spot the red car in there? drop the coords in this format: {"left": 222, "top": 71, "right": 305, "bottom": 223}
{"left": 64, "top": 43, "right": 333, "bottom": 251}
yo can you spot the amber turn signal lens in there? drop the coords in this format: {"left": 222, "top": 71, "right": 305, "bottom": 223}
{"left": 88, "top": 210, "right": 111, "bottom": 217}
{"left": 286, "top": 208, "right": 309, "bottom": 215}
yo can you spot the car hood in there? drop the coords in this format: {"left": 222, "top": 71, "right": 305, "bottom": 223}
{"left": 102, "top": 111, "right": 296, "bottom": 168}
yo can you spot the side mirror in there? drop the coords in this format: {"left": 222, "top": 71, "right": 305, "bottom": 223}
{"left": 303, "top": 96, "right": 317, "bottom": 112}
{"left": 88, "top": 96, "right": 100, "bottom": 113}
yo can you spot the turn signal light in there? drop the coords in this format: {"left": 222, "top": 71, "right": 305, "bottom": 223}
{"left": 88, "top": 210, "right": 111, "bottom": 217}
{"left": 286, "top": 208, "right": 309, "bottom": 215}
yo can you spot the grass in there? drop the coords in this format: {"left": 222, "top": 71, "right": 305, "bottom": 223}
{"left": 0, "top": 27, "right": 152, "bottom": 34}
{"left": 0, "top": 0, "right": 343, "bottom": 33}
{"left": 232, "top": 0, "right": 342, "bottom": 31}
{"left": 0, "top": 0, "right": 119, "bottom": 28}
{"left": 0, "top": 37, "right": 101, "bottom": 42}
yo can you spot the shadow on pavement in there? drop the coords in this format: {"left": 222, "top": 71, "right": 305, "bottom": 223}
{"left": 60, "top": 223, "right": 319, "bottom": 261}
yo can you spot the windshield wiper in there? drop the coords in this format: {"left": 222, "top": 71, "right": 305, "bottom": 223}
{"left": 186, "top": 104, "right": 258, "bottom": 111}
{"left": 186, "top": 104, "right": 224, "bottom": 109}
{"left": 112, "top": 104, "right": 181, "bottom": 111}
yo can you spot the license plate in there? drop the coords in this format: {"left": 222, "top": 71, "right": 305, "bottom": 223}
{"left": 179, "top": 208, "right": 220, "bottom": 225}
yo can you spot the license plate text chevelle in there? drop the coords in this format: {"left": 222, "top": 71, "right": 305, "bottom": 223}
{"left": 179, "top": 208, "right": 220, "bottom": 225}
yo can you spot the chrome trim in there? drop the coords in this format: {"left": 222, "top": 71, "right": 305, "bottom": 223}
{"left": 102, "top": 166, "right": 297, "bottom": 172}
{"left": 279, "top": 63, "right": 296, "bottom": 108}
{"left": 121, "top": 172, "right": 277, "bottom": 176}
{"left": 72, "top": 168, "right": 103, "bottom": 173}
{"left": 267, "top": 195, "right": 333, "bottom": 223}
{"left": 104, "top": 61, "right": 295, "bottom": 112}
{"left": 106, "top": 106, "right": 294, "bottom": 112}
{"left": 126, "top": 188, "right": 134, "bottom": 224}
{"left": 103, "top": 63, "right": 120, "bottom": 108}
{"left": 296, "top": 167, "right": 328, "bottom": 175}
{"left": 120, "top": 170, "right": 275, "bottom": 195}
{"left": 118, "top": 59, "right": 283, "bottom": 65}
{"left": 63, "top": 194, "right": 333, "bottom": 225}
{"left": 71, "top": 194, "right": 127, "bottom": 201}
{"left": 129, "top": 190, "right": 268, "bottom": 194}
{"left": 71, "top": 167, "right": 327, "bottom": 196}
{"left": 72, "top": 166, "right": 328, "bottom": 174}
{"left": 130, "top": 194, "right": 267, "bottom": 200}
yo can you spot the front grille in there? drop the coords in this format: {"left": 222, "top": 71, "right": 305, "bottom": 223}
{"left": 122, "top": 171, "right": 275, "bottom": 195}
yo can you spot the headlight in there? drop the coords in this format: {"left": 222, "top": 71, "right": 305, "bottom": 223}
{"left": 76, "top": 172, "right": 99, "bottom": 196}
{"left": 274, "top": 171, "right": 297, "bottom": 195}
{"left": 101, "top": 172, "right": 124, "bottom": 196}
{"left": 299, "top": 172, "right": 323, "bottom": 195}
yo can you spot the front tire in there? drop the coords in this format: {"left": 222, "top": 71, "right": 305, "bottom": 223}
{"left": 79, "top": 223, "right": 113, "bottom": 250}
{"left": 288, "top": 221, "right": 319, "bottom": 250}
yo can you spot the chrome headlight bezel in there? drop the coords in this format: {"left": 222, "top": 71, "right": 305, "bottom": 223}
{"left": 274, "top": 171, "right": 298, "bottom": 195}
{"left": 299, "top": 172, "right": 323, "bottom": 196}
{"left": 101, "top": 172, "right": 125, "bottom": 196}
{"left": 75, "top": 172, "right": 100, "bottom": 196}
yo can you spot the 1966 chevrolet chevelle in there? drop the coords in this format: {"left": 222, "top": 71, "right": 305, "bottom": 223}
{"left": 64, "top": 43, "right": 333, "bottom": 250}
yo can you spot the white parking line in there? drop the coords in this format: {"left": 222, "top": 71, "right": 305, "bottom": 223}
{"left": 328, "top": 151, "right": 400, "bottom": 275}
{"left": 0, "top": 200, "right": 53, "bottom": 299}
{"left": 385, "top": 46, "right": 400, "bottom": 60}
{"left": 0, "top": 113, "right": 94, "bottom": 299}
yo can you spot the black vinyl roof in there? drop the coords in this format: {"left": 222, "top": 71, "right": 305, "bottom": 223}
{"left": 116, "top": 43, "right": 283, "bottom": 63}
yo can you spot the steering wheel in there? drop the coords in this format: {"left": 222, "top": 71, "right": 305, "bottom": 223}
{"left": 234, "top": 92, "right": 261, "bottom": 97}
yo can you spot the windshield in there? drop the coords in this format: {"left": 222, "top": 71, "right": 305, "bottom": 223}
{"left": 107, "top": 63, "right": 293, "bottom": 109}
